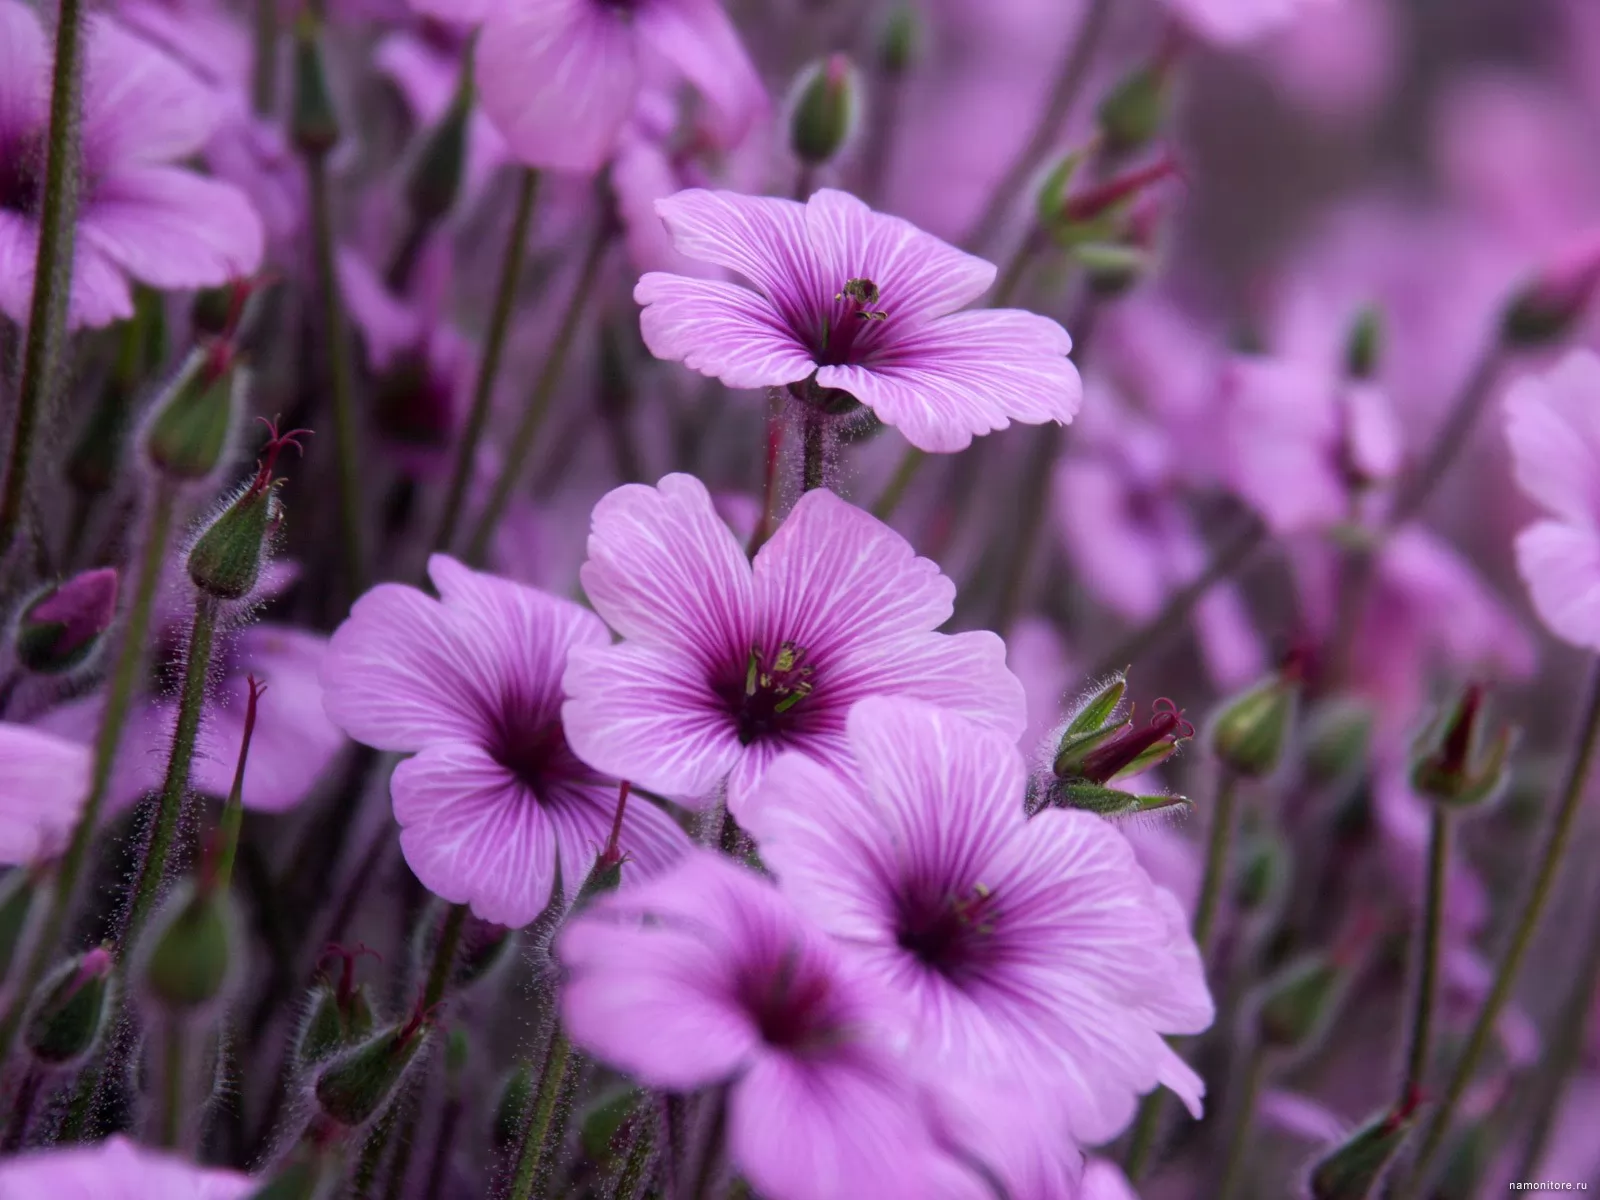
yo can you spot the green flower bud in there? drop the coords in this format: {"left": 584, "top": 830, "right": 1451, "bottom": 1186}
{"left": 291, "top": 14, "right": 340, "bottom": 157}
{"left": 878, "top": 3, "right": 919, "bottom": 75}
{"left": 1306, "top": 1093, "right": 1421, "bottom": 1200}
{"left": 1037, "top": 779, "right": 1190, "bottom": 819}
{"left": 1209, "top": 669, "right": 1301, "bottom": 779}
{"left": 1034, "top": 150, "right": 1088, "bottom": 229}
{"left": 493, "top": 1064, "right": 533, "bottom": 1152}
{"left": 580, "top": 1085, "right": 642, "bottom": 1161}
{"left": 1344, "top": 307, "right": 1383, "bottom": 380}
{"left": 0, "top": 870, "right": 37, "bottom": 983}
{"left": 14, "top": 567, "right": 119, "bottom": 675}
{"left": 25, "top": 947, "right": 115, "bottom": 1067}
{"left": 314, "top": 1009, "right": 432, "bottom": 1130}
{"left": 1254, "top": 954, "right": 1347, "bottom": 1055}
{"left": 298, "top": 944, "right": 379, "bottom": 1066}
{"left": 406, "top": 70, "right": 472, "bottom": 224}
{"left": 1233, "top": 827, "right": 1290, "bottom": 915}
{"left": 1410, "top": 683, "right": 1517, "bottom": 809}
{"left": 143, "top": 349, "right": 244, "bottom": 483}
{"left": 1097, "top": 64, "right": 1169, "bottom": 156}
{"left": 790, "top": 55, "right": 859, "bottom": 168}
{"left": 186, "top": 420, "right": 308, "bottom": 601}
{"left": 243, "top": 1139, "right": 343, "bottom": 1200}
{"left": 1303, "top": 699, "right": 1374, "bottom": 786}
{"left": 1500, "top": 234, "right": 1600, "bottom": 348}
{"left": 141, "top": 883, "right": 240, "bottom": 1012}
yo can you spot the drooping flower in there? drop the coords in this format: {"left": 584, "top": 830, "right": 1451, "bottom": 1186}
{"left": 0, "top": 1134, "right": 251, "bottom": 1200}
{"left": 322, "top": 555, "right": 691, "bottom": 927}
{"left": 0, "top": 724, "right": 89, "bottom": 866}
{"left": 742, "top": 696, "right": 1215, "bottom": 1144}
{"left": 1502, "top": 349, "right": 1600, "bottom": 649}
{"left": 562, "top": 474, "right": 1026, "bottom": 813}
{"left": 0, "top": 0, "right": 263, "bottom": 327}
{"left": 634, "top": 188, "right": 1082, "bottom": 452}
{"left": 475, "top": 0, "right": 766, "bottom": 174}
{"left": 556, "top": 850, "right": 976, "bottom": 1200}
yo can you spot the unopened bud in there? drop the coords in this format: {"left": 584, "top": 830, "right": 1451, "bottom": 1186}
{"left": 1305, "top": 1092, "right": 1421, "bottom": 1200}
{"left": 1254, "top": 954, "right": 1347, "bottom": 1054}
{"left": 315, "top": 1007, "right": 432, "bottom": 1129}
{"left": 292, "top": 14, "right": 340, "bottom": 157}
{"left": 1344, "top": 307, "right": 1383, "bottom": 380}
{"left": 790, "top": 55, "right": 859, "bottom": 167}
{"left": 1036, "top": 778, "right": 1190, "bottom": 818}
{"left": 141, "top": 882, "right": 240, "bottom": 1012}
{"left": 1209, "top": 668, "right": 1301, "bottom": 778}
{"left": 243, "top": 1139, "right": 342, "bottom": 1200}
{"left": 1075, "top": 241, "right": 1151, "bottom": 296}
{"left": 1097, "top": 64, "right": 1170, "bottom": 156}
{"left": 451, "top": 913, "right": 516, "bottom": 991}
{"left": 878, "top": 3, "right": 918, "bottom": 74}
{"left": 1056, "top": 694, "right": 1193, "bottom": 785}
{"left": 493, "top": 1064, "right": 533, "bottom": 1152}
{"left": 1501, "top": 230, "right": 1600, "bottom": 347}
{"left": 1303, "top": 699, "right": 1373, "bottom": 786}
{"left": 298, "top": 944, "right": 379, "bottom": 1066}
{"left": 406, "top": 70, "right": 472, "bottom": 223}
{"left": 25, "top": 947, "right": 114, "bottom": 1066}
{"left": 1034, "top": 150, "right": 1088, "bottom": 228}
{"left": 143, "top": 350, "right": 245, "bottom": 482}
{"left": 186, "top": 420, "right": 308, "bottom": 600}
{"left": 1410, "top": 684, "right": 1517, "bottom": 809}
{"left": 1234, "top": 828, "right": 1291, "bottom": 915}
{"left": 14, "top": 567, "right": 119, "bottom": 675}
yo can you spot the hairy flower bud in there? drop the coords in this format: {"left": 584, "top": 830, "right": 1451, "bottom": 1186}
{"left": 141, "top": 882, "right": 240, "bottom": 1013}
{"left": 1209, "top": 668, "right": 1301, "bottom": 779}
{"left": 1254, "top": 953, "right": 1350, "bottom": 1056}
{"left": 1234, "top": 827, "right": 1290, "bottom": 916}
{"left": 0, "top": 870, "right": 37, "bottom": 982}
{"left": 1501, "top": 231, "right": 1600, "bottom": 348}
{"left": 406, "top": 67, "right": 471, "bottom": 224}
{"left": 493, "top": 1064, "right": 533, "bottom": 1152}
{"left": 1303, "top": 698, "right": 1374, "bottom": 786}
{"left": 298, "top": 944, "right": 379, "bottom": 1067}
{"left": 186, "top": 420, "right": 308, "bottom": 601}
{"left": 1097, "top": 64, "right": 1169, "bottom": 156}
{"left": 314, "top": 1006, "right": 433, "bottom": 1129}
{"left": 1410, "top": 683, "right": 1517, "bottom": 809}
{"left": 14, "top": 567, "right": 118, "bottom": 675}
{"left": 25, "top": 947, "right": 114, "bottom": 1067}
{"left": 1344, "top": 306, "right": 1383, "bottom": 380}
{"left": 1305, "top": 1092, "right": 1421, "bottom": 1200}
{"left": 143, "top": 349, "right": 245, "bottom": 483}
{"left": 878, "top": 3, "right": 918, "bottom": 74}
{"left": 790, "top": 55, "right": 859, "bottom": 167}
{"left": 292, "top": 14, "right": 340, "bottom": 157}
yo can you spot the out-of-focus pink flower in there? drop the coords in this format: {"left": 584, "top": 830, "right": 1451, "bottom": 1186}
{"left": 1252, "top": 0, "right": 1399, "bottom": 121}
{"left": 636, "top": 188, "right": 1081, "bottom": 453}
{"left": 562, "top": 474, "right": 1025, "bottom": 813}
{"left": 1162, "top": 0, "right": 1335, "bottom": 47}
{"left": 321, "top": 555, "right": 690, "bottom": 927}
{"left": 557, "top": 850, "right": 974, "bottom": 1200}
{"left": 0, "top": 724, "right": 88, "bottom": 866}
{"left": 0, "top": 1134, "right": 252, "bottom": 1199}
{"left": 0, "top": 1, "right": 264, "bottom": 327}
{"left": 925, "top": 1080, "right": 1085, "bottom": 1200}
{"left": 1503, "top": 351, "right": 1600, "bottom": 649}
{"left": 476, "top": 0, "right": 766, "bottom": 174}
{"left": 1081, "top": 1158, "right": 1141, "bottom": 1200}
{"left": 743, "top": 697, "right": 1215, "bottom": 1145}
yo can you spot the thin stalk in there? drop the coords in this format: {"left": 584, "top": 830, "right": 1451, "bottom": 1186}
{"left": 121, "top": 594, "right": 220, "bottom": 952}
{"left": 464, "top": 221, "right": 610, "bottom": 564}
{"left": 306, "top": 154, "right": 369, "bottom": 595}
{"left": 0, "top": 479, "right": 175, "bottom": 1061}
{"left": 353, "top": 1105, "right": 401, "bottom": 1200}
{"left": 159, "top": 1022, "right": 185, "bottom": 1147}
{"left": 506, "top": 1024, "right": 573, "bottom": 1200}
{"left": 990, "top": 421, "right": 1063, "bottom": 636}
{"left": 212, "top": 675, "right": 264, "bottom": 892}
{"left": 1216, "top": 1046, "right": 1266, "bottom": 1200}
{"left": 801, "top": 410, "right": 825, "bottom": 493}
{"left": 422, "top": 902, "right": 467, "bottom": 1012}
{"left": 746, "top": 401, "right": 783, "bottom": 557}
{"left": 607, "top": 1108, "right": 656, "bottom": 1200}
{"left": 0, "top": 0, "right": 87, "bottom": 561}
{"left": 1397, "top": 660, "right": 1600, "bottom": 1197}
{"left": 870, "top": 446, "right": 925, "bottom": 523}
{"left": 1, "top": 1064, "right": 41, "bottom": 1151}
{"left": 1385, "top": 342, "right": 1504, "bottom": 531}
{"left": 1401, "top": 807, "right": 1450, "bottom": 1101}
{"left": 963, "top": 0, "right": 1115, "bottom": 253}
{"left": 252, "top": 0, "right": 278, "bottom": 116}
{"left": 1088, "top": 518, "right": 1266, "bottom": 680}
{"left": 432, "top": 167, "right": 539, "bottom": 559}
{"left": 381, "top": 1093, "right": 421, "bottom": 1200}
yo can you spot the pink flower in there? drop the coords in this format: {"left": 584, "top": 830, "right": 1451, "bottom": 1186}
{"left": 558, "top": 849, "right": 975, "bottom": 1200}
{"left": 321, "top": 555, "right": 691, "bottom": 927}
{"left": 0, "top": 723, "right": 88, "bottom": 865}
{"left": 742, "top": 697, "right": 1215, "bottom": 1144}
{"left": 1502, "top": 350, "right": 1600, "bottom": 649}
{"left": 0, "top": 1135, "right": 251, "bottom": 1200}
{"left": 1162, "top": 0, "right": 1335, "bottom": 46}
{"left": 0, "top": 1, "right": 263, "bottom": 328}
{"left": 634, "top": 189, "right": 1082, "bottom": 452}
{"left": 1082, "top": 1159, "right": 1141, "bottom": 1200}
{"left": 562, "top": 474, "right": 1025, "bottom": 813}
{"left": 476, "top": 0, "right": 765, "bottom": 174}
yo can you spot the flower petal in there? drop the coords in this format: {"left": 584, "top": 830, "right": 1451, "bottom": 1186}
{"left": 635, "top": 273, "right": 816, "bottom": 389}
{"left": 539, "top": 776, "right": 693, "bottom": 903}
{"left": 1515, "top": 519, "right": 1600, "bottom": 651}
{"left": 79, "top": 167, "right": 263, "bottom": 292}
{"left": 83, "top": 15, "right": 220, "bottom": 169}
{"left": 825, "top": 630, "right": 1028, "bottom": 741}
{"left": 818, "top": 309, "right": 1080, "bottom": 453}
{"left": 0, "top": 0, "right": 46, "bottom": 139}
{"left": 1503, "top": 349, "right": 1600, "bottom": 526}
{"left": 634, "top": 0, "right": 766, "bottom": 148}
{"left": 0, "top": 723, "right": 89, "bottom": 866}
{"left": 477, "top": 0, "right": 637, "bottom": 172}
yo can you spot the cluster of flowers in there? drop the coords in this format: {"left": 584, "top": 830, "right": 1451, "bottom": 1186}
{"left": 0, "top": 0, "right": 1599, "bottom": 1196}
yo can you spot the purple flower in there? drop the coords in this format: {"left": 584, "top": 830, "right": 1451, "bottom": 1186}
{"left": 0, "top": 723, "right": 88, "bottom": 866}
{"left": 562, "top": 474, "right": 1025, "bottom": 813}
{"left": 742, "top": 696, "right": 1215, "bottom": 1144}
{"left": 1502, "top": 350, "right": 1600, "bottom": 649}
{"left": 634, "top": 188, "right": 1082, "bottom": 452}
{"left": 1163, "top": 0, "right": 1334, "bottom": 46}
{"left": 0, "top": 1, "right": 263, "bottom": 328}
{"left": 322, "top": 555, "right": 691, "bottom": 927}
{"left": 0, "top": 1135, "right": 251, "bottom": 1200}
{"left": 476, "top": 0, "right": 766, "bottom": 174}
{"left": 557, "top": 850, "right": 975, "bottom": 1200}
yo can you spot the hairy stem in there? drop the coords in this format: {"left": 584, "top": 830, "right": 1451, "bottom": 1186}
{"left": 507, "top": 1023, "right": 573, "bottom": 1200}
{"left": 1401, "top": 807, "right": 1450, "bottom": 1101}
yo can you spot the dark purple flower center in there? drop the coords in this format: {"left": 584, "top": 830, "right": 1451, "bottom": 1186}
{"left": 374, "top": 347, "right": 454, "bottom": 450}
{"left": 740, "top": 946, "right": 840, "bottom": 1054}
{"left": 0, "top": 141, "right": 43, "bottom": 216}
{"left": 895, "top": 884, "right": 1000, "bottom": 984}
{"left": 489, "top": 716, "right": 589, "bottom": 797}
{"left": 722, "top": 641, "right": 815, "bottom": 746}
{"left": 815, "top": 277, "right": 890, "bottom": 366}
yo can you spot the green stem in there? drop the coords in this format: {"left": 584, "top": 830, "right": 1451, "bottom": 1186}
{"left": 507, "top": 1024, "right": 573, "bottom": 1200}
{"left": 212, "top": 675, "right": 264, "bottom": 893}
{"left": 963, "top": 0, "right": 1115, "bottom": 253}
{"left": 801, "top": 409, "right": 825, "bottom": 493}
{"left": 382, "top": 1095, "right": 422, "bottom": 1200}
{"left": 352, "top": 1105, "right": 400, "bottom": 1200}
{"left": 422, "top": 902, "right": 467, "bottom": 1012}
{"left": 1087, "top": 518, "right": 1266, "bottom": 680}
{"left": 306, "top": 152, "right": 369, "bottom": 595}
{"left": 0, "top": 0, "right": 86, "bottom": 561}
{"left": 870, "top": 446, "right": 925, "bottom": 523}
{"left": 1216, "top": 1046, "right": 1266, "bottom": 1200}
{"left": 252, "top": 0, "right": 278, "bottom": 116}
{"left": 1397, "top": 659, "right": 1600, "bottom": 1197}
{"left": 745, "top": 399, "right": 782, "bottom": 558}
{"left": 433, "top": 167, "right": 539, "bottom": 560}
{"left": 1401, "top": 807, "right": 1450, "bottom": 1100}
{"left": 463, "top": 219, "right": 609, "bottom": 565}
{"left": 160, "top": 1021, "right": 185, "bottom": 1148}
{"left": 1, "top": 1064, "right": 41, "bottom": 1151}
{"left": 0, "top": 484, "right": 176, "bottom": 1063}
{"left": 121, "top": 594, "right": 220, "bottom": 952}
{"left": 608, "top": 1108, "right": 656, "bottom": 1200}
